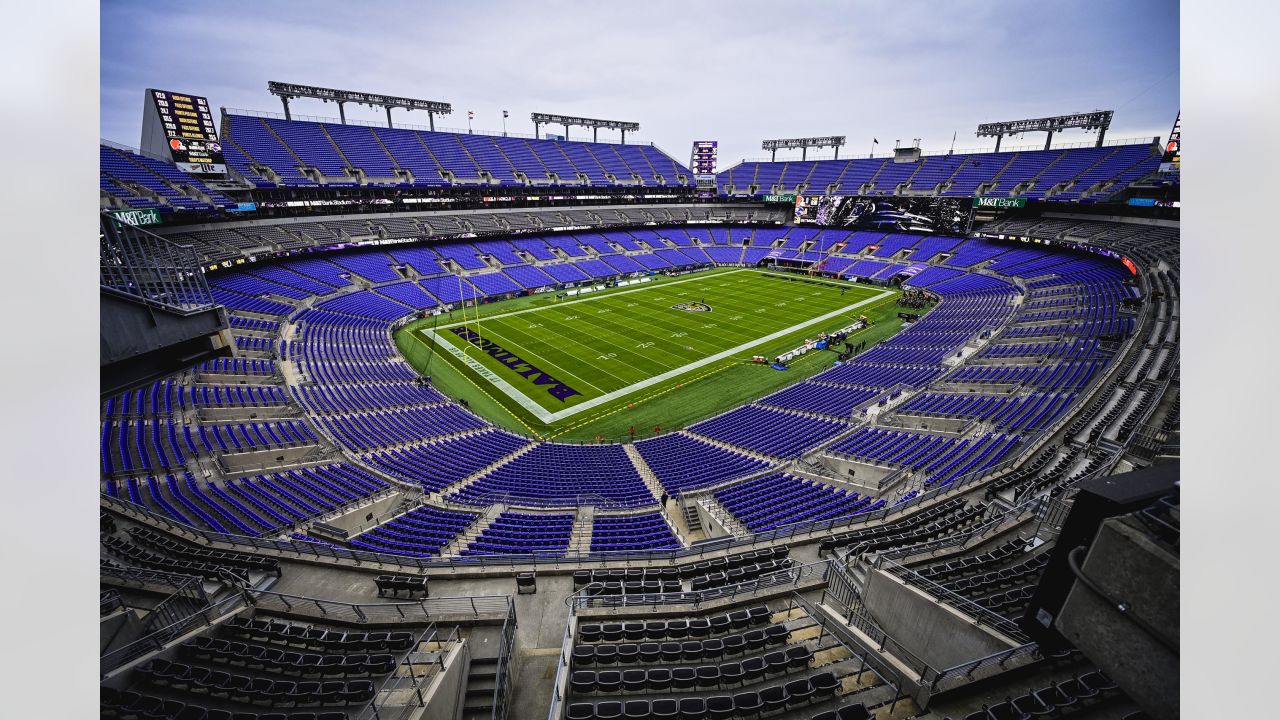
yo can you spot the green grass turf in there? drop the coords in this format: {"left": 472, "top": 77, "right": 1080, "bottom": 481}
{"left": 395, "top": 267, "right": 913, "bottom": 441}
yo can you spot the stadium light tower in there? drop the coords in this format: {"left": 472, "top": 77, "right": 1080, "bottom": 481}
{"left": 976, "top": 110, "right": 1114, "bottom": 151}
{"left": 267, "top": 81, "right": 453, "bottom": 130}
{"left": 530, "top": 113, "right": 640, "bottom": 143}
{"left": 761, "top": 136, "right": 846, "bottom": 161}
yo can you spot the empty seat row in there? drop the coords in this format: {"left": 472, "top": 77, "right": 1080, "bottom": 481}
{"left": 222, "top": 616, "right": 414, "bottom": 653}
{"left": 956, "top": 671, "right": 1118, "bottom": 720}
{"left": 812, "top": 705, "right": 872, "bottom": 720}
{"left": 575, "top": 567, "right": 681, "bottom": 588}
{"left": 134, "top": 660, "right": 375, "bottom": 707}
{"left": 674, "top": 547, "right": 789, "bottom": 580}
{"left": 817, "top": 497, "right": 970, "bottom": 555}
{"left": 573, "top": 625, "right": 791, "bottom": 667}
{"left": 181, "top": 638, "right": 395, "bottom": 677}
{"left": 916, "top": 536, "right": 1031, "bottom": 581}
{"left": 820, "top": 500, "right": 984, "bottom": 556}
{"left": 101, "top": 688, "right": 348, "bottom": 720}
{"left": 578, "top": 606, "right": 771, "bottom": 643}
{"left": 690, "top": 560, "right": 793, "bottom": 592}
{"left": 128, "top": 527, "right": 281, "bottom": 576}
{"left": 566, "top": 672, "right": 840, "bottom": 720}
{"left": 102, "top": 536, "right": 250, "bottom": 584}
{"left": 585, "top": 580, "right": 684, "bottom": 596}
{"left": 570, "top": 645, "right": 813, "bottom": 693}
{"left": 977, "top": 586, "right": 1038, "bottom": 614}
{"left": 945, "top": 554, "right": 1050, "bottom": 596}
{"left": 374, "top": 574, "right": 429, "bottom": 597}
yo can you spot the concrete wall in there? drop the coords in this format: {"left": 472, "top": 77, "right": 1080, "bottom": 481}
{"left": 418, "top": 642, "right": 472, "bottom": 720}
{"left": 817, "top": 455, "right": 896, "bottom": 489}
{"left": 324, "top": 491, "right": 413, "bottom": 534}
{"left": 197, "top": 405, "right": 294, "bottom": 422}
{"left": 883, "top": 415, "right": 973, "bottom": 434}
{"left": 862, "top": 568, "right": 1013, "bottom": 670}
{"left": 218, "top": 444, "right": 318, "bottom": 474}
{"left": 1055, "top": 516, "right": 1178, "bottom": 720}
{"left": 693, "top": 501, "right": 733, "bottom": 539}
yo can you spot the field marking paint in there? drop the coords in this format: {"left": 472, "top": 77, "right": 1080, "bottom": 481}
{"left": 546, "top": 359, "right": 741, "bottom": 440}
{"left": 435, "top": 268, "right": 872, "bottom": 391}
{"left": 480, "top": 314, "right": 626, "bottom": 391}
{"left": 434, "top": 268, "right": 748, "bottom": 330}
{"left": 400, "top": 329, "right": 543, "bottom": 437}
{"left": 424, "top": 286, "right": 895, "bottom": 424}
{"left": 589, "top": 271, "right": 875, "bottom": 363}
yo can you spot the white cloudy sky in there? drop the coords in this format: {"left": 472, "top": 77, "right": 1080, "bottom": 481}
{"left": 101, "top": 0, "right": 1179, "bottom": 166}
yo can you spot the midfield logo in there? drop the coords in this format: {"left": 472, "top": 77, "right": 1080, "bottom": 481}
{"left": 672, "top": 302, "right": 712, "bottom": 313}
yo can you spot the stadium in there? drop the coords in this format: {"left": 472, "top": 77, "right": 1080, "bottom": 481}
{"left": 92, "top": 5, "right": 1182, "bottom": 720}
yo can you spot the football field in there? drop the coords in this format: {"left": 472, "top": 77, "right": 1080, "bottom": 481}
{"left": 399, "top": 268, "right": 898, "bottom": 435}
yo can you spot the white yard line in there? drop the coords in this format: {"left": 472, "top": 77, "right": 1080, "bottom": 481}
{"left": 423, "top": 286, "right": 895, "bottom": 424}
{"left": 434, "top": 268, "right": 748, "bottom": 329}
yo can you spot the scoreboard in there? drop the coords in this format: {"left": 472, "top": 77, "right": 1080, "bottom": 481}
{"left": 1160, "top": 111, "right": 1180, "bottom": 173}
{"left": 141, "top": 89, "right": 227, "bottom": 174}
{"left": 690, "top": 140, "right": 718, "bottom": 174}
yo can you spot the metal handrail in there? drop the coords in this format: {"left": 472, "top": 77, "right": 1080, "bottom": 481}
{"left": 786, "top": 590, "right": 909, "bottom": 712}
{"left": 101, "top": 592, "right": 244, "bottom": 676}
{"left": 490, "top": 602, "right": 519, "bottom": 720}
{"left": 875, "top": 558, "right": 1029, "bottom": 642}
{"left": 823, "top": 555, "right": 1044, "bottom": 700}
{"left": 100, "top": 589, "right": 125, "bottom": 615}
{"left": 244, "top": 587, "right": 513, "bottom": 624}
{"left": 100, "top": 212, "right": 216, "bottom": 316}
{"left": 732, "top": 137, "right": 1156, "bottom": 165}
{"left": 350, "top": 625, "right": 452, "bottom": 720}
{"left": 137, "top": 574, "right": 214, "bottom": 638}
{"left": 820, "top": 559, "right": 933, "bottom": 681}
{"left": 546, "top": 601, "right": 578, "bottom": 720}
{"left": 223, "top": 107, "right": 647, "bottom": 145}
{"left": 919, "top": 641, "right": 1042, "bottom": 694}
{"left": 565, "top": 559, "right": 824, "bottom": 610}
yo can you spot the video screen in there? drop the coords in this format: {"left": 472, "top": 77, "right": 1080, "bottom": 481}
{"left": 794, "top": 195, "right": 970, "bottom": 235}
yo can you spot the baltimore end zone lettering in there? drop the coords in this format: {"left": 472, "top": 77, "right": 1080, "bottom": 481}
{"left": 449, "top": 327, "right": 582, "bottom": 402}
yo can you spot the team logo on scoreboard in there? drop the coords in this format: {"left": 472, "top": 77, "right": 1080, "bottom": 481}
{"left": 672, "top": 302, "right": 712, "bottom": 313}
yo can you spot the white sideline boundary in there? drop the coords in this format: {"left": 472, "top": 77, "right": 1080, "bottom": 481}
{"left": 433, "top": 267, "right": 750, "bottom": 330}
{"left": 421, "top": 279, "right": 895, "bottom": 424}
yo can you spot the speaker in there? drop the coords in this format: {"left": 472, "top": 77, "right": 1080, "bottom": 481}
{"left": 1019, "top": 462, "right": 1178, "bottom": 647}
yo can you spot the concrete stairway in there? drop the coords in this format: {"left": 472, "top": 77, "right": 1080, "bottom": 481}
{"left": 460, "top": 655, "right": 500, "bottom": 720}
{"left": 681, "top": 430, "right": 777, "bottom": 464}
{"left": 623, "top": 443, "right": 665, "bottom": 503}
{"left": 696, "top": 494, "right": 751, "bottom": 538}
{"left": 623, "top": 444, "right": 691, "bottom": 542}
{"left": 258, "top": 117, "right": 308, "bottom": 168}
{"left": 439, "top": 503, "right": 506, "bottom": 557}
{"left": 569, "top": 506, "right": 595, "bottom": 554}
{"left": 433, "top": 441, "right": 538, "bottom": 499}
